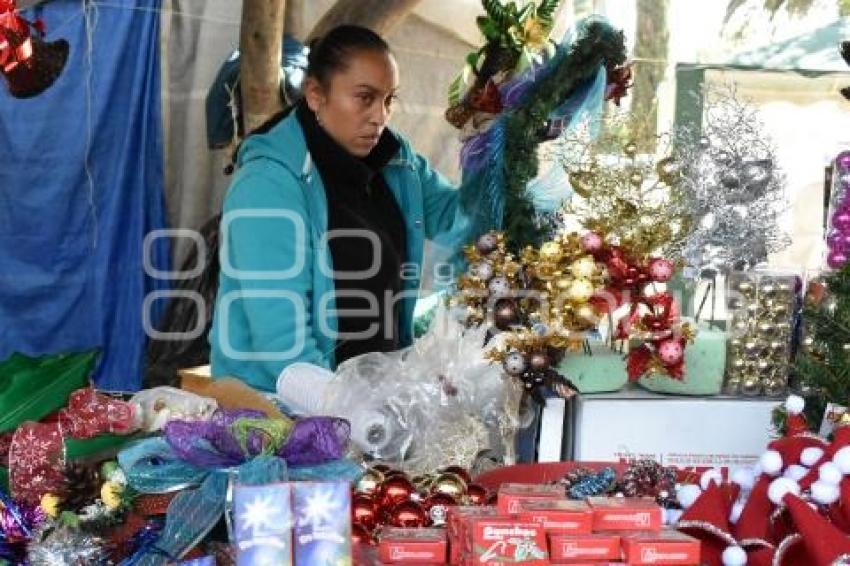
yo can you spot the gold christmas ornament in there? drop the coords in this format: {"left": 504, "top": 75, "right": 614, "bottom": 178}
{"left": 356, "top": 468, "right": 385, "bottom": 494}
{"left": 566, "top": 278, "right": 595, "bottom": 304}
{"left": 431, "top": 472, "right": 468, "bottom": 499}
{"left": 569, "top": 256, "right": 597, "bottom": 279}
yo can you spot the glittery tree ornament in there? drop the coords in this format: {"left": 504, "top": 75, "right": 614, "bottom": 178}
{"left": 27, "top": 524, "right": 110, "bottom": 566}
{"left": 617, "top": 460, "right": 679, "bottom": 507}
{"left": 555, "top": 112, "right": 694, "bottom": 263}
{"left": 557, "top": 467, "right": 594, "bottom": 496}
{"left": 670, "top": 85, "right": 791, "bottom": 277}
{"left": 567, "top": 467, "right": 617, "bottom": 499}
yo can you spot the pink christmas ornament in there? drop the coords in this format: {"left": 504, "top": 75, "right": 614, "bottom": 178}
{"left": 657, "top": 339, "right": 684, "bottom": 366}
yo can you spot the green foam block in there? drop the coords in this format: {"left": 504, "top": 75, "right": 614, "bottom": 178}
{"left": 557, "top": 346, "right": 629, "bottom": 393}
{"left": 639, "top": 323, "right": 727, "bottom": 396}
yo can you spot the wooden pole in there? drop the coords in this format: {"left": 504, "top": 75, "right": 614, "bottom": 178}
{"left": 284, "top": 0, "right": 306, "bottom": 41}
{"left": 239, "top": 0, "right": 287, "bottom": 134}
{"left": 307, "top": 0, "right": 424, "bottom": 41}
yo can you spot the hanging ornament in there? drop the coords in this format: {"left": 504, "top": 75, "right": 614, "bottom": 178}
{"left": 476, "top": 232, "right": 500, "bottom": 255}
{"left": 648, "top": 258, "right": 674, "bottom": 282}
{"left": 657, "top": 339, "right": 684, "bottom": 366}
{"left": 502, "top": 352, "right": 527, "bottom": 376}
{"left": 0, "top": 1, "right": 69, "bottom": 98}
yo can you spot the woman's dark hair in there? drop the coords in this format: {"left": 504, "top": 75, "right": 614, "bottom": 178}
{"left": 226, "top": 25, "right": 390, "bottom": 174}
{"left": 307, "top": 24, "right": 391, "bottom": 88}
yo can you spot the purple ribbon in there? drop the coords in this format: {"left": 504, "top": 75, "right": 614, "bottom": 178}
{"left": 163, "top": 410, "right": 350, "bottom": 469}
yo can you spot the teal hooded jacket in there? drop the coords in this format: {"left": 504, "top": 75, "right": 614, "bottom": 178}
{"left": 209, "top": 111, "right": 469, "bottom": 391}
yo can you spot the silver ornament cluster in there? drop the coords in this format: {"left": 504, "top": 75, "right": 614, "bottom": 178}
{"left": 674, "top": 85, "right": 791, "bottom": 278}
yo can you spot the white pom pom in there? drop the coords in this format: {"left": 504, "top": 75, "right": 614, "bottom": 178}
{"left": 700, "top": 469, "right": 724, "bottom": 490}
{"left": 801, "top": 447, "right": 825, "bottom": 467}
{"left": 768, "top": 477, "right": 800, "bottom": 505}
{"left": 821, "top": 462, "right": 844, "bottom": 485}
{"left": 665, "top": 508, "right": 683, "bottom": 526}
{"left": 759, "top": 450, "right": 783, "bottom": 476}
{"left": 731, "top": 467, "right": 756, "bottom": 491}
{"left": 834, "top": 446, "right": 850, "bottom": 474}
{"left": 722, "top": 545, "right": 747, "bottom": 566}
{"left": 677, "top": 484, "right": 703, "bottom": 509}
{"left": 783, "top": 464, "right": 808, "bottom": 482}
{"left": 729, "top": 501, "right": 745, "bottom": 524}
{"left": 784, "top": 394, "right": 805, "bottom": 415}
{"left": 811, "top": 480, "right": 841, "bottom": 505}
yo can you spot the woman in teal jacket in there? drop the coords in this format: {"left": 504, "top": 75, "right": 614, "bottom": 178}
{"left": 210, "top": 25, "right": 469, "bottom": 392}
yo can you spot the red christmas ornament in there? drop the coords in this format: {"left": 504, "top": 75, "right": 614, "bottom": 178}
{"left": 379, "top": 476, "right": 415, "bottom": 509}
{"left": 351, "top": 523, "right": 374, "bottom": 546}
{"left": 441, "top": 466, "right": 472, "bottom": 486}
{"left": 390, "top": 500, "right": 429, "bottom": 528}
{"left": 466, "top": 483, "right": 488, "bottom": 506}
{"left": 352, "top": 494, "right": 379, "bottom": 531}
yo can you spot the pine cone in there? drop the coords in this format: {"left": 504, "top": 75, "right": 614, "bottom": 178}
{"left": 61, "top": 462, "right": 101, "bottom": 512}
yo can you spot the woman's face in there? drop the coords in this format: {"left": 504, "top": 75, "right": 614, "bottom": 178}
{"left": 305, "top": 49, "right": 399, "bottom": 157}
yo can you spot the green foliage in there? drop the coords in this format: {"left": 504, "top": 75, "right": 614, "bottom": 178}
{"left": 535, "top": 0, "right": 561, "bottom": 27}
{"left": 500, "top": 19, "right": 627, "bottom": 248}
{"left": 796, "top": 263, "right": 850, "bottom": 427}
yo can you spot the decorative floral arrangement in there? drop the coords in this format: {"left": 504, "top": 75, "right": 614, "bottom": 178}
{"left": 454, "top": 228, "right": 693, "bottom": 393}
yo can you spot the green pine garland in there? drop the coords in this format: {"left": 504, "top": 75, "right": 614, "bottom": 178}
{"left": 796, "top": 262, "right": 850, "bottom": 427}
{"left": 501, "top": 19, "right": 626, "bottom": 248}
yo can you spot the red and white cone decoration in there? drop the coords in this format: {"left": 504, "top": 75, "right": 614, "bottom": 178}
{"left": 670, "top": 394, "right": 850, "bottom": 565}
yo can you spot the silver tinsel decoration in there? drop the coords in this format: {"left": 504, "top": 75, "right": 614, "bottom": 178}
{"left": 27, "top": 525, "right": 110, "bottom": 566}
{"left": 673, "top": 84, "right": 791, "bottom": 278}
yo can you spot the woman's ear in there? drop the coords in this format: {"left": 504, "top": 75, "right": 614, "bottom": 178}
{"left": 303, "top": 77, "right": 325, "bottom": 113}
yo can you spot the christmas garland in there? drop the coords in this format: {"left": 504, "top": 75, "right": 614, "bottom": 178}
{"left": 500, "top": 19, "right": 626, "bottom": 248}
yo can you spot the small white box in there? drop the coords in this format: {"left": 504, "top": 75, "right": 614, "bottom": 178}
{"left": 537, "top": 397, "right": 566, "bottom": 462}
{"left": 572, "top": 386, "right": 776, "bottom": 470}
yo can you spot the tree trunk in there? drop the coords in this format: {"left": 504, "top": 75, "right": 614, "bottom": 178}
{"left": 632, "top": 0, "right": 669, "bottom": 153}
{"left": 239, "top": 0, "right": 287, "bottom": 134}
{"left": 307, "top": 0, "right": 424, "bottom": 41}
{"left": 285, "top": 0, "right": 306, "bottom": 41}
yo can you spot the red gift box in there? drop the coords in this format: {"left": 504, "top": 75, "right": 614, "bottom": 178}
{"left": 447, "top": 506, "right": 498, "bottom": 565}
{"left": 497, "top": 483, "right": 564, "bottom": 515}
{"left": 548, "top": 533, "right": 622, "bottom": 562}
{"left": 620, "top": 530, "right": 700, "bottom": 565}
{"left": 588, "top": 497, "right": 663, "bottom": 532}
{"left": 378, "top": 527, "right": 447, "bottom": 564}
{"left": 465, "top": 517, "right": 548, "bottom": 565}
{"left": 519, "top": 499, "right": 593, "bottom": 534}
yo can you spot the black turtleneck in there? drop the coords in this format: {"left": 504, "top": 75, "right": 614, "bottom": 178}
{"left": 296, "top": 102, "right": 407, "bottom": 365}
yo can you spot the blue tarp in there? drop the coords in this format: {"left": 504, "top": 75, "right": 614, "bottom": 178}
{"left": 0, "top": 0, "right": 169, "bottom": 390}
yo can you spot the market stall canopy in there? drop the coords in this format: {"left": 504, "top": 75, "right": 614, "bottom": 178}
{"left": 730, "top": 19, "right": 850, "bottom": 72}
